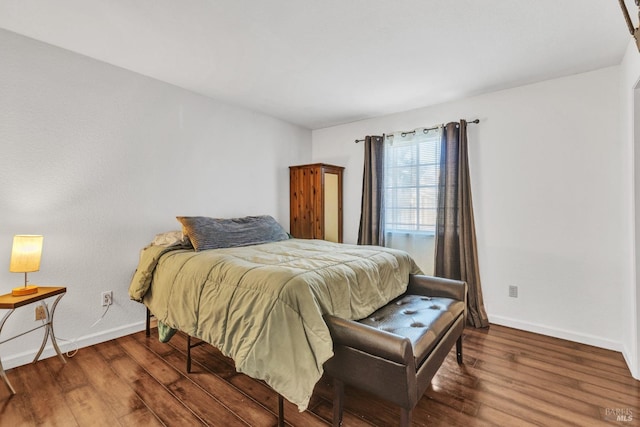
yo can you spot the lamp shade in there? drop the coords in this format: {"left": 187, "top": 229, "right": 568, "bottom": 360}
{"left": 9, "top": 235, "right": 43, "bottom": 273}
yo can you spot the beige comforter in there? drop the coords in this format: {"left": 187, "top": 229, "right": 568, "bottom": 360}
{"left": 129, "top": 238, "right": 421, "bottom": 410}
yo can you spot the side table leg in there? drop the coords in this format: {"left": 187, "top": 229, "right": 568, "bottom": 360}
{"left": 0, "top": 358, "right": 15, "bottom": 395}
{"left": 33, "top": 294, "right": 66, "bottom": 364}
{"left": 0, "top": 309, "right": 16, "bottom": 394}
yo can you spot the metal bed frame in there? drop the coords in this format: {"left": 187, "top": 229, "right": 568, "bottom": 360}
{"left": 145, "top": 308, "right": 286, "bottom": 426}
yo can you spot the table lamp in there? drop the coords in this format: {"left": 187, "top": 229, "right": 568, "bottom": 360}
{"left": 9, "top": 235, "right": 43, "bottom": 296}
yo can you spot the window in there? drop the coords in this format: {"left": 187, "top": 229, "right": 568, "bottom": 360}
{"left": 384, "top": 127, "right": 442, "bottom": 234}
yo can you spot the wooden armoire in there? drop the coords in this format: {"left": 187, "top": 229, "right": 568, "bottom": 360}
{"left": 289, "top": 163, "right": 344, "bottom": 243}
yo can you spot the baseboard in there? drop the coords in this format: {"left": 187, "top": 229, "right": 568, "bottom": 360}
{"left": 621, "top": 341, "right": 640, "bottom": 380}
{"left": 7, "top": 316, "right": 639, "bottom": 381}
{"left": 2, "top": 321, "right": 145, "bottom": 370}
{"left": 489, "top": 315, "right": 624, "bottom": 353}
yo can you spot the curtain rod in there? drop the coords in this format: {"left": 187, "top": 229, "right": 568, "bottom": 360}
{"left": 354, "top": 119, "right": 480, "bottom": 143}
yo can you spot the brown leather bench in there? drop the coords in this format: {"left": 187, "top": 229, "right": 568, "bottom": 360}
{"left": 323, "top": 274, "right": 467, "bottom": 426}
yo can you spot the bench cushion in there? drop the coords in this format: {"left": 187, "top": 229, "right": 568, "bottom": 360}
{"left": 358, "top": 294, "right": 464, "bottom": 366}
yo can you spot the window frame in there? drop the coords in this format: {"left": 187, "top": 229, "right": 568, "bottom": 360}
{"left": 383, "top": 127, "right": 442, "bottom": 235}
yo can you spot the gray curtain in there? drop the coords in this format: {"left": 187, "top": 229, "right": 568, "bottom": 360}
{"left": 357, "top": 135, "right": 385, "bottom": 246}
{"left": 435, "top": 120, "right": 489, "bottom": 328}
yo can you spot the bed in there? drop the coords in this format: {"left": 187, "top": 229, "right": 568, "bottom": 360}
{"left": 128, "top": 215, "right": 421, "bottom": 411}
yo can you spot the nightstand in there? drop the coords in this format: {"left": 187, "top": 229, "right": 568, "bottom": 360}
{"left": 0, "top": 286, "right": 67, "bottom": 394}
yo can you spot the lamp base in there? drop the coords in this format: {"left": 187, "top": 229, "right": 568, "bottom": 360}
{"left": 12, "top": 285, "right": 38, "bottom": 296}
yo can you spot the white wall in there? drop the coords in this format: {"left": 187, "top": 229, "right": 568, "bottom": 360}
{"left": 621, "top": 39, "right": 640, "bottom": 379}
{"left": 0, "top": 29, "right": 311, "bottom": 369}
{"left": 312, "top": 66, "right": 631, "bottom": 355}
{"left": 385, "top": 233, "right": 434, "bottom": 275}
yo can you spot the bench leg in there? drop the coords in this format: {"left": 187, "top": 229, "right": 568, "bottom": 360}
{"left": 456, "top": 335, "right": 463, "bottom": 364}
{"left": 333, "top": 378, "right": 345, "bottom": 427}
{"left": 400, "top": 408, "right": 412, "bottom": 427}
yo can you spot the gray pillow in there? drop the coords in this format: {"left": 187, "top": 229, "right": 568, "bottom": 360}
{"left": 176, "top": 215, "right": 289, "bottom": 251}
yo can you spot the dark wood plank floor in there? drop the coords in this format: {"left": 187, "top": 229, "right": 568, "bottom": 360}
{"left": 1, "top": 324, "right": 638, "bottom": 426}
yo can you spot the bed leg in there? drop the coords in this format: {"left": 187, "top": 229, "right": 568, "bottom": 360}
{"left": 333, "top": 378, "right": 344, "bottom": 427}
{"left": 187, "top": 335, "right": 192, "bottom": 373}
{"left": 278, "top": 394, "right": 284, "bottom": 427}
{"left": 145, "top": 308, "right": 151, "bottom": 337}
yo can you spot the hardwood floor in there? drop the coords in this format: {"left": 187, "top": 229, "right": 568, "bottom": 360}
{"left": 0, "top": 324, "right": 638, "bottom": 426}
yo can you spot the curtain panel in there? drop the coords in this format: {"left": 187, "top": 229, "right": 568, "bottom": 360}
{"left": 357, "top": 135, "right": 385, "bottom": 246}
{"left": 434, "top": 120, "right": 489, "bottom": 328}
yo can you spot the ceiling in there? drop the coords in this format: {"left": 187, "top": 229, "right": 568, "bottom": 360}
{"left": 0, "top": 1, "right": 634, "bottom": 129}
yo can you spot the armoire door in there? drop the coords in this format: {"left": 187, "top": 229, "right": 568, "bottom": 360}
{"left": 289, "top": 163, "right": 344, "bottom": 242}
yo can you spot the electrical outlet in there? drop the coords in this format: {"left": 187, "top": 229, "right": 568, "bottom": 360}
{"left": 101, "top": 291, "right": 113, "bottom": 306}
{"left": 509, "top": 285, "right": 518, "bottom": 298}
{"left": 35, "top": 305, "right": 46, "bottom": 321}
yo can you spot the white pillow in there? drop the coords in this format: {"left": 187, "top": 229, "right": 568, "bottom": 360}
{"left": 151, "top": 230, "right": 191, "bottom": 247}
